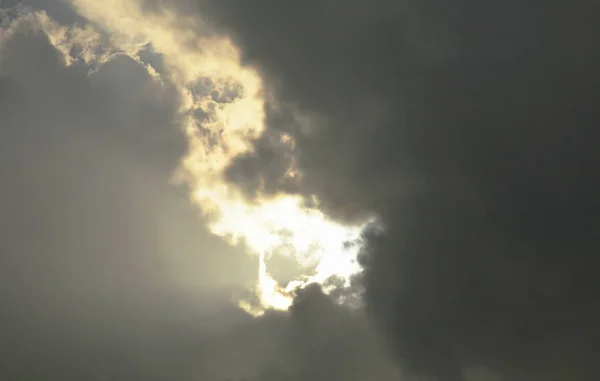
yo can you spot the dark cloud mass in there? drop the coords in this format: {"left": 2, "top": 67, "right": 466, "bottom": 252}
{"left": 4, "top": 0, "right": 600, "bottom": 380}
{"left": 182, "top": 1, "right": 600, "bottom": 380}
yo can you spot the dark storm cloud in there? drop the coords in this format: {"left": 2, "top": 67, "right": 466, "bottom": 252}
{"left": 194, "top": 285, "right": 400, "bottom": 381}
{"left": 174, "top": 1, "right": 600, "bottom": 380}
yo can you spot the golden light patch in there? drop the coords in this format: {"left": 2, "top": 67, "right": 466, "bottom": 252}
{"left": 64, "top": 0, "right": 374, "bottom": 315}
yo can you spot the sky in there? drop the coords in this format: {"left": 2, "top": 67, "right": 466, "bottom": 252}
{"left": 0, "top": 1, "right": 599, "bottom": 380}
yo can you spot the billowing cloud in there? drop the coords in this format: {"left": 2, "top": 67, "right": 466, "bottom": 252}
{"left": 0, "top": 2, "right": 397, "bottom": 380}
{"left": 5, "top": 0, "right": 599, "bottom": 380}
{"left": 169, "top": 1, "right": 600, "bottom": 380}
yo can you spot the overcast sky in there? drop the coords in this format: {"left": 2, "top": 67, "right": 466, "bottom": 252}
{"left": 1, "top": 1, "right": 599, "bottom": 380}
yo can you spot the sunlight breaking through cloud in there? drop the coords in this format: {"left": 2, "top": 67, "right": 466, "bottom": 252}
{"left": 6, "top": 0, "right": 376, "bottom": 315}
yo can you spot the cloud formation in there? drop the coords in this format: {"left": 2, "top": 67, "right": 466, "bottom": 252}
{"left": 178, "top": 1, "right": 600, "bottom": 380}
{"left": 0, "top": 2, "right": 397, "bottom": 380}
{"left": 4, "top": 1, "right": 600, "bottom": 380}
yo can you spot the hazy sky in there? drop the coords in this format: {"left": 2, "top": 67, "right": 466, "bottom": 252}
{"left": 1, "top": 1, "right": 599, "bottom": 380}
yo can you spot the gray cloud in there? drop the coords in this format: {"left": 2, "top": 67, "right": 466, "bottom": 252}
{"left": 0, "top": 4, "right": 398, "bottom": 380}
{"left": 8, "top": 1, "right": 599, "bottom": 380}
{"left": 0, "top": 7, "right": 245, "bottom": 379}
{"left": 1, "top": 0, "right": 83, "bottom": 24}
{"left": 193, "top": 285, "right": 400, "bottom": 381}
{"left": 169, "top": 1, "right": 600, "bottom": 380}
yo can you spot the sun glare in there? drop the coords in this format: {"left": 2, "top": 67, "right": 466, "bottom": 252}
{"left": 207, "top": 194, "right": 371, "bottom": 314}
